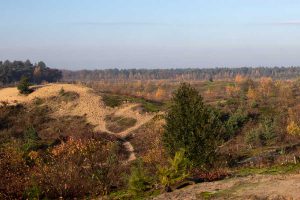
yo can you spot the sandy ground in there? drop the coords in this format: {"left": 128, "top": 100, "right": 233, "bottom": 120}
{"left": 0, "top": 84, "right": 155, "bottom": 161}
{"left": 153, "top": 174, "right": 300, "bottom": 200}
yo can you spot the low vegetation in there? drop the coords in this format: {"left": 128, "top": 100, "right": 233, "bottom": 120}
{"left": 105, "top": 114, "right": 137, "bottom": 133}
{"left": 17, "top": 76, "right": 32, "bottom": 94}
{"left": 2, "top": 74, "right": 300, "bottom": 199}
{"left": 127, "top": 160, "right": 153, "bottom": 196}
{"left": 0, "top": 102, "right": 127, "bottom": 199}
{"left": 236, "top": 163, "right": 300, "bottom": 176}
{"left": 57, "top": 87, "right": 80, "bottom": 102}
{"left": 101, "top": 93, "right": 163, "bottom": 112}
{"left": 102, "top": 94, "right": 124, "bottom": 107}
{"left": 158, "top": 149, "right": 190, "bottom": 192}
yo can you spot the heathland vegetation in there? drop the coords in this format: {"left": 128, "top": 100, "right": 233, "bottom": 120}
{"left": 1, "top": 63, "right": 300, "bottom": 199}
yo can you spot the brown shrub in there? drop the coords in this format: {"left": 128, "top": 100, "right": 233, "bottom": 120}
{"left": 33, "top": 138, "right": 125, "bottom": 198}
{"left": 0, "top": 141, "right": 29, "bottom": 199}
{"left": 192, "top": 168, "right": 230, "bottom": 182}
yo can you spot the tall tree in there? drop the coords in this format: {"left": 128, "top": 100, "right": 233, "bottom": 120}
{"left": 37, "top": 61, "right": 46, "bottom": 68}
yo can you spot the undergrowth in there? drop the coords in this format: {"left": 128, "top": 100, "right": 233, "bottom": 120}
{"left": 105, "top": 114, "right": 137, "bottom": 133}
{"left": 236, "top": 163, "right": 300, "bottom": 176}
{"left": 102, "top": 93, "right": 163, "bottom": 112}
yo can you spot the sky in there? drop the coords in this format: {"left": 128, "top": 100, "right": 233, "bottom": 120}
{"left": 1, "top": 0, "right": 300, "bottom": 69}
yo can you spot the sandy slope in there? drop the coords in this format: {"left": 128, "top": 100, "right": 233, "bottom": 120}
{"left": 0, "top": 84, "right": 109, "bottom": 133}
{"left": 153, "top": 174, "right": 300, "bottom": 200}
{"left": 0, "top": 84, "right": 155, "bottom": 161}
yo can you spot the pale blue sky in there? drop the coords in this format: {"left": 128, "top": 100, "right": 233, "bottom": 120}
{"left": 1, "top": 0, "right": 300, "bottom": 69}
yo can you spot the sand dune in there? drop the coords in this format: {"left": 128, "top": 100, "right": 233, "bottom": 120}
{"left": 0, "top": 83, "right": 156, "bottom": 161}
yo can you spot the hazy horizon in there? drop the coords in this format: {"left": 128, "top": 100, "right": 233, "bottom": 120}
{"left": 1, "top": 0, "right": 300, "bottom": 70}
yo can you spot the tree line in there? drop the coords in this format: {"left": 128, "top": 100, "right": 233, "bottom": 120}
{"left": 62, "top": 67, "right": 300, "bottom": 81}
{"left": 0, "top": 60, "right": 62, "bottom": 85}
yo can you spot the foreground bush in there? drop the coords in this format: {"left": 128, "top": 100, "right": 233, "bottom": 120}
{"left": 0, "top": 142, "right": 29, "bottom": 199}
{"left": 32, "top": 138, "right": 124, "bottom": 198}
{"left": 158, "top": 149, "right": 189, "bottom": 192}
{"left": 128, "top": 159, "right": 152, "bottom": 196}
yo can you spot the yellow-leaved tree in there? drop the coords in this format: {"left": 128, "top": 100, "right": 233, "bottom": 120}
{"left": 286, "top": 108, "right": 300, "bottom": 136}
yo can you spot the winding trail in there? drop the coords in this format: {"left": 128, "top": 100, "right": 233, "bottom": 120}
{"left": 0, "top": 83, "right": 155, "bottom": 162}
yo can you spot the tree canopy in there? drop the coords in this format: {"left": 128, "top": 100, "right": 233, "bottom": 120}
{"left": 0, "top": 60, "right": 62, "bottom": 85}
{"left": 62, "top": 67, "right": 300, "bottom": 82}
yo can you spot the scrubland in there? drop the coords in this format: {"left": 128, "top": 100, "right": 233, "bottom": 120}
{"left": 1, "top": 76, "right": 300, "bottom": 199}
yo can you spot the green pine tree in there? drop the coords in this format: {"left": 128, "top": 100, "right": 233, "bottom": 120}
{"left": 17, "top": 76, "right": 32, "bottom": 94}
{"left": 163, "top": 83, "right": 224, "bottom": 168}
{"left": 158, "top": 149, "right": 189, "bottom": 192}
{"left": 128, "top": 159, "right": 152, "bottom": 196}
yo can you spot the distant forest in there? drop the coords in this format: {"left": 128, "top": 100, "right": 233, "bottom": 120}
{"left": 63, "top": 67, "right": 300, "bottom": 81}
{"left": 0, "top": 60, "right": 62, "bottom": 85}
{"left": 2, "top": 61, "right": 300, "bottom": 85}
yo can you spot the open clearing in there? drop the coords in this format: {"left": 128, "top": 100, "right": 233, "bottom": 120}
{"left": 0, "top": 83, "right": 156, "bottom": 161}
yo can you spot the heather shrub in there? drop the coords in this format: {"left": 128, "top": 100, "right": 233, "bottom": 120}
{"left": 22, "top": 126, "right": 41, "bottom": 153}
{"left": 33, "top": 97, "right": 44, "bottom": 106}
{"left": 57, "top": 88, "right": 79, "bottom": 102}
{"left": 24, "top": 184, "right": 41, "bottom": 200}
{"left": 194, "top": 168, "right": 229, "bottom": 182}
{"left": 33, "top": 138, "right": 123, "bottom": 198}
{"left": 0, "top": 142, "right": 29, "bottom": 199}
{"left": 102, "top": 94, "right": 124, "bottom": 107}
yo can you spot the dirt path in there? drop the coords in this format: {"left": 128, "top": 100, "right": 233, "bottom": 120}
{"left": 153, "top": 174, "right": 300, "bottom": 200}
{"left": 0, "top": 84, "right": 155, "bottom": 162}
{"left": 123, "top": 142, "right": 136, "bottom": 162}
